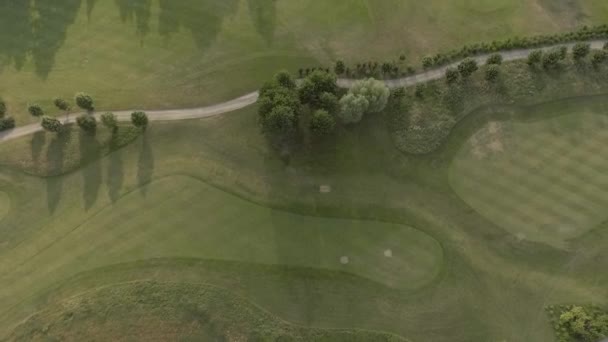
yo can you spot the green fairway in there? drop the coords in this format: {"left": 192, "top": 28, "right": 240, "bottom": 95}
{"left": 2, "top": 0, "right": 608, "bottom": 123}
{"left": 449, "top": 97, "right": 608, "bottom": 247}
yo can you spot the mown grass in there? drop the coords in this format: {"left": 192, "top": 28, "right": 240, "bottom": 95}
{"left": 1, "top": 98, "right": 608, "bottom": 341}
{"left": 1, "top": 0, "right": 608, "bottom": 124}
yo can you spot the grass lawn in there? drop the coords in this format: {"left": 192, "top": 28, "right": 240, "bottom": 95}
{"left": 450, "top": 96, "right": 608, "bottom": 247}
{"left": 2, "top": 0, "right": 608, "bottom": 124}
{"left": 1, "top": 97, "right": 608, "bottom": 341}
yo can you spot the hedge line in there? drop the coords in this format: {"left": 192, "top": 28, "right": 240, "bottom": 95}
{"left": 422, "top": 25, "right": 608, "bottom": 69}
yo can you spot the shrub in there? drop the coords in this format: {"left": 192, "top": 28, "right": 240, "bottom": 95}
{"left": 53, "top": 98, "right": 70, "bottom": 111}
{"left": 348, "top": 78, "right": 390, "bottom": 113}
{"left": 458, "top": 58, "right": 478, "bottom": 78}
{"left": 318, "top": 92, "right": 339, "bottom": 114}
{"left": 28, "top": 104, "right": 44, "bottom": 117}
{"left": 572, "top": 42, "right": 591, "bottom": 60}
{"left": 422, "top": 56, "right": 433, "bottom": 69}
{"left": 415, "top": 84, "right": 425, "bottom": 98}
{"left": 41, "top": 116, "right": 63, "bottom": 133}
{"left": 445, "top": 68, "right": 459, "bottom": 84}
{"left": 310, "top": 109, "right": 336, "bottom": 136}
{"left": 338, "top": 94, "right": 369, "bottom": 124}
{"left": 542, "top": 50, "right": 561, "bottom": 69}
{"left": 131, "top": 111, "right": 148, "bottom": 128}
{"left": 0, "top": 117, "right": 15, "bottom": 131}
{"left": 75, "top": 92, "right": 94, "bottom": 111}
{"left": 527, "top": 50, "right": 543, "bottom": 66}
{"left": 298, "top": 70, "right": 338, "bottom": 106}
{"left": 486, "top": 53, "right": 503, "bottom": 65}
{"left": 263, "top": 105, "right": 297, "bottom": 135}
{"left": 558, "top": 46, "right": 568, "bottom": 60}
{"left": 76, "top": 114, "right": 97, "bottom": 133}
{"left": 485, "top": 65, "right": 500, "bottom": 82}
{"left": 101, "top": 112, "right": 119, "bottom": 131}
{"left": 334, "top": 60, "right": 346, "bottom": 75}
{"left": 274, "top": 70, "right": 296, "bottom": 89}
{"left": 0, "top": 99, "right": 6, "bottom": 117}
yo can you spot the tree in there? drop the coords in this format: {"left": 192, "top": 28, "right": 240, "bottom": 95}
{"left": 53, "top": 98, "right": 70, "bottom": 111}
{"left": 75, "top": 92, "right": 94, "bottom": 111}
{"left": 334, "top": 60, "right": 346, "bottom": 75}
{"left": 41, "top": 116, "right": 63, "bottom": 133}
{"left": 76, "top": 114, "right": 97, "bottom": 133}
{"left": 0, "top": 99, "right": 6, "bottom": 117}
{"left": 557, "top": 46, "right": 568, "bottom": 60}
{"left": 558, "top": 306, "right": 608, "bottom": 342}
{"left": 542, "top": 50, "right": 561, "bottom": 69}
{"left": 381, "top": 62, "right": 392, "bottom": 74}
{"left": 318, "top": 92, "right": 339, "bottom": 114}
{"left": 572, "top": 42, "right": 591, "bottom": 60}
{"left": 422, "top": 56, "right": 433, "bottom": 69}
{"left": 274, "top": 70, "right": 296, "bottom": 89}
{"left": 527, "top": 50, "right": 543, "bottom": 66}
{"left": 445, "top": 68, "right": 459, "bottom": 84}
{"left": 298, "top": 70, "right": 338, "bottom": 106}
{"left": 485, "top": 65, "right": 500, "bottom": 82}
{"left": 486, "top": 53, "right": 503, "bottom": 65}
{"left": 262, "top": 105, "right": 297, "bottom": 135}
{"left": 338, "top": 94, "right": 369, "bottom": 124}
{"left": 131, "top": 111, "right": 148, "bottom": 128}
{"left": 349, "top": 78, "right": 390, "bottom": 113}
{"left": 592, "top": 50, "right": 607, "bottom": 67}
{"left": 310, "top": 109, "right": 335, "bottom": 136}
{"left": 101, "top": 112, "right": 119, "bottom": 132}
{"left": 0, "top": 117, "right": 15, "bottom": 131}
{"left": 458, "top": 58, "right": 478, "bottom": 78}
{"left": 28, "top": 104, "right": 44, "bottom": 118}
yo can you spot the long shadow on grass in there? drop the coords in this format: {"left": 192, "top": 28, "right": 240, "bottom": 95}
{"left": 248, "top": 0, "right": 277, "bottom": 46}
{"left": 137, "top": 131, "right": 154, "bottom": 196}
{"left": 106, "top": 134, "right": 124, "bottom": 203}
{"left": 79, "top": 130, "right": 102, "bottom": 210}
{"left": 157, "top": 0, "right": 238, "bottom": 50}
{"left": 115, "top": 0, "right": 151, "bottom": 42}
{"left": 30, "top": 131, "right": 46, "bottom": 167}
{"left": 46, "top": 130, "right": 71, "bottom": 213}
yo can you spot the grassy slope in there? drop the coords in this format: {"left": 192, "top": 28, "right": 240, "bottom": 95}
{"left": 1, "top": 100, "right": 608, "bottom": 341}
{"left": 7, "top": 281, "right": 406, "bottom": 342}
{"left": 1, "top": 0, "right": 608, "bottom": 124}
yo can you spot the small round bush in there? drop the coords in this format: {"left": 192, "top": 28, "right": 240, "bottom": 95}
{"left": 53, "top": 98, "right": 70, "bottom": 111}
{"left": 41, "top": 116, "right": 63, "bottom": 133}
{"left": 131, "top": 111, "right": 148, "bottom": 128}
{"left": 75, "top": 92, "right": 94, "bottom": 111}
{"left": 485, "top": 65, "right": 500, "bottom": 82}
{"left": 28, "top": 104, "right": 44, "bottom": 117}
{"left": 101, "top": 112, "right": 118, "bottom": 131}
{"left": 445, "top": 68, "right": 459, "bottom": 84}
{"left": 486, "top": 53, "right": 503, "bottom": 65}
{"left": 0, "top": 99, "right": 6, "bottom": 117}
{"left": 310, "top": 109, "right": 336, "bottom": 136}
{"left": 0, "top": 117, "right": 15, "bottom": 131}
{"left": 76, "top": 114, "right": 97, "bottom": 133}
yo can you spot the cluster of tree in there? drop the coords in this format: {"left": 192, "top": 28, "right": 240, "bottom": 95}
{"left": 258, "top": 71, "right": 302, "bottom": 141}
{"left": 445, "top": 58, "right": 481, "bottom": 84}
{"left": 422, "top": 24, "right": 608, "bottom": 69}
{"left": 338, "top": 78, "right": 390, "bottom": 123}
{"left": 526, "top": 43, "right": 607, "bottom": 70}
{"left": 332, "top": 60, "right": 416, "bottom": 79}
{"left": 0, "top": 99, "right": 15, "bottom": 132}
{"left": 550, "top": 305, "right": 608, "bottom": 342}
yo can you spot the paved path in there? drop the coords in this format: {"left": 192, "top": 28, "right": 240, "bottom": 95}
{"left": 1, "top": 40, "right": 606, "bottom": 144}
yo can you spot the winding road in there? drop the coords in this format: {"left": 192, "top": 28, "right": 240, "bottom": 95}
{"left": 1, "top": 40, "right": 605, "bottom": 144}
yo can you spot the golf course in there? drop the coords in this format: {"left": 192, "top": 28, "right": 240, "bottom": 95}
{"left": 2, "top": 1, "right": 608, "bottom": 341}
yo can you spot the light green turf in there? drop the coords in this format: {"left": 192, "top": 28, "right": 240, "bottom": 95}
{"left": 0, "top": 191, "right": 9, "bottom": 221}
{"left": 449, "top": 100, "right": 608, "bottom": 247}
{"left": 1, "top": 0, "right": 607, "bottom": 123}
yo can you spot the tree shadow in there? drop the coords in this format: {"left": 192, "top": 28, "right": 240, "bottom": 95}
{"left": 0, "top": 0, "right": 31, "bottom": 71}
{"left": 86, "top": 0, "right": 97, "bottom": 20}
{"left": 115, "top": 0, "right": 152, "bottom": 42}
{"left": 247, "top": 0, "right": 277, "bottom": 46}
{"left": 106, "top": 133, "right": 124, "bottom": 203}
{"left": 137, "top": 131, "right": 154, "bottom": 196}
{"left": 79, "top": 130, "right": 102, "bottom": 210}
{"left": 157, "top": 0, "right": 238, "bottom": 51}
{"left": 46, "top": 129, "right": 72, "bottom": 213}
{"left": 30, "top": 131, "right": 46, "bottom": 166}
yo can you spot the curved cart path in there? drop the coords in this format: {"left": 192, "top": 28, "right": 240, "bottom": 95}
{"left": 1, "top": 40, "right": 606, "bottom": 144}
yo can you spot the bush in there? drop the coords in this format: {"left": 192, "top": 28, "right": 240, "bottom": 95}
{"left": 274, "top": 70, "right": 296, "bottom": 89}
{"left": 485, "top": 65, "right": 500, "bottom": 82}
{"left": 458, "top": 58, "right": 478, "bottom": 78}
{"left": 558, "top": 46, "right": 568, "bottom": 60}
{"left": 554, "top": 305, "right": 608, "bottom": 342}
{"left": 422, "top": 56, "right": 433, "bottom": 69}
{"left": 131, "top": 111, "right": 148, "bottom": 128}
{"left": 75, "top": 92, "right": 94, "bottom": 111}
{"left": 0, "top": 117, "right": 15, "bottom": 131}
{"left": 0, "top": 99, "right": 6, "bottom": 117}
{"left": 445, "top": 68, "right": 459, "bottom": 84}
{"left": 41, "top": 116, "right": 63, "bottom": 133}
{"left": 28, "top": 104, "right": 44, "bottom": 117}
{"left": 263, "top": 105, "right": 297, "bottom": 135}
{"left": 298, "top": 70, "right": 338, "bottom": 106}
{"left": 527, "top": 50, "right": 543, "bottom": 66}
{"left": 310, "top": 109, "right": 335, "bottom": 136}
{"left": 572, "top": 42, "right": 591, "bottom": 60}
{"left": 486, "top": 53, "right": 503, "bottom": 65}
{"left": 76, "top": 114, "right": 97, "bottom": 133}
{"left": 101, "top": 112, "right": 119, "bottom": 131}
{"left": 338, "top": 94, "right": 369, "bottom": 124}
{"left": 348, "top": 78, "right": 390, "bottom": 113}
{"left": 318, "top": 92, "right": 339, "bottom": 114}
{"left": 542, "top": 50, "right": 561, "bottom": 69}
{"left": 53, "top": 98, "right": 70, "bottom": 111}
{"left": 334, "top": 60, "right": 346, "bottom": 74}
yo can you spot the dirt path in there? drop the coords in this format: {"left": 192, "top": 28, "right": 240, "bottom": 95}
{"left": 1, "top": 40, "right": 606, "bottom": 144}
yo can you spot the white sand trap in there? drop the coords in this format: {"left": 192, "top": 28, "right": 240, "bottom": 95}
{"left": 384, "top": 249, "right": 393, "bottom": 257}
{"left": 319, "top": 185, "right": 331, "bottom": 193}
{"left": 340, "top": 256, "right": 349, "bottom": 264}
